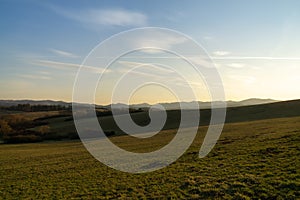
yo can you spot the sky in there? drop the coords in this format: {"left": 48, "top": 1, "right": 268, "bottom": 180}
{"left": 1, "top": 0, "right": 300, "bottom": 104}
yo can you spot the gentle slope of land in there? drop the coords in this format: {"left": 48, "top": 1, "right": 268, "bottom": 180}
{"left": 0, "top": 116, "right": 299, "bottom": 199}
{"left": 44, "top": 99, "right": 300, "bottom": 137}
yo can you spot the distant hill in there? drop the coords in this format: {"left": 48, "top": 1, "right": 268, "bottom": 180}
{"left": 228, "top": 98, "right": 278, "bottom": 107}
{"left": 0, "top": 100, "right": 71, "bottom": 107}
{"left": 131, "top": 98, "right": 278, "bottom": 110}
{"left": 0, "top": 98, "right": 278, "bottom": 110}
{"left": 1, "top": 98, "right": 299, "bottom": 141}
{"left": 96, "top": 99, "right": 300, "bottom": 134}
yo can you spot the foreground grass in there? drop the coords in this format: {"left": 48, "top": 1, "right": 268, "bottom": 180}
{"left": 0, "top": 117, "right": 300, "bottom": 199}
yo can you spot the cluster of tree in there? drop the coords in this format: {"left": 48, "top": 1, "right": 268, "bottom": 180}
{"left": 0, "top": 111, "right": 82, "bottom": 143}
{"left": 0, "top": 106, "right": 145, "bottom": 144}
{"left": 1, "top": 104, "right": 71, "bottom": 112}
{"left": 0, "top": 115, "right": 50, "bottom": 143}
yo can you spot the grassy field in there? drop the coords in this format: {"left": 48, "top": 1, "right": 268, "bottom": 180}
{"left": 1, "top": 116, "right": 299, "bottom": 199}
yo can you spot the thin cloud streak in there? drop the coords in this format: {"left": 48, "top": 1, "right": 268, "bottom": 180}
{"left": 117, "top": 60, "right": 204, "bottom": 89}
{"left": 32, "top": 60, "right": 109, "bottom": 73}
{"left": 118, "top": 61, "right": 174, "bottom": 74}
{"left": 211, "top": 56, "right": 300, "bottom": 60}
{"left": 51, "top": 6, "right": 147, "bottom": 27}
{"left": 94, "top": 55, "right": 300, "bottom": 62}
{"left": 49, "top": 49, "right": 78, "bottom": 58}
{"left": 18, "top": 74, "right": 52, "bottom": 80}
{"left": 212, "top": 51, "right": 231, "bottom": 56}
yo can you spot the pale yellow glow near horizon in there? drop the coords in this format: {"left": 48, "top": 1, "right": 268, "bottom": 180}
{"left": 1, "top": 57, "right": 300, "bottom": 105}
{"left": 129, "top": 84, "right": 179, "bottom": 105}
{"left": 1, "top": 77, "right": 299, "bottom": 105}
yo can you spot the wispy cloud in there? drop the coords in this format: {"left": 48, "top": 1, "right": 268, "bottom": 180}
{"left": 50, "top": 49, "right": 78, "bottom": 58}
{"left": 118, "top": 61, "right": 174, "bottom": 74}
{"left": 133, "top": 31, "right": 187, "bottom": 51}
{"left": 117, "top": 60, "right": 203, "bottom": 89}
{"left": 117, "top": 61, "right": 183, "bottom": 82}
{"left": 116, "top": 56, "right": 214, "bottom": 69}
{"left": 32, "top": 60, "right": 109, "bottom": 73}
{"left": 119, "top": 55, "right": 300, "bottom": 61}
{"left": 212, "top": 51, "right": 231, "bottom": 56}
{"left": 18, "top": 74, "right": 52, "bottom": 80}
{"left": 52, "top": 7, "right": 147, "bottom": 27}
{"left": 211, "top": 56, "right": 300, "bottom": 60}
{"left": 226, "top": 63, "right": 245, "bottom": 68}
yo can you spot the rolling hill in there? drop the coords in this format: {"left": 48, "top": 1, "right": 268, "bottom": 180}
{"left": 0, "top": 98, "right": 278, "bottom": 110}
{"left": 38, "top": 99, "right": 300, "bottom": 137}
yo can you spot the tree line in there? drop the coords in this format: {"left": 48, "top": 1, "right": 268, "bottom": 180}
{"left": 0, "top": 114, "right": 50, "bottom": 143}
{"left": 1, "top": 104, "right": 71, "bottom": 112}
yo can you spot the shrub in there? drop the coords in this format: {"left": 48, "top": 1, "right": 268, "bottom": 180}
{"left": 0, "top": 119, "right": 13, "bottom": 138}
{"left": 37, "top": 125, "right": 50, "bottom": 135}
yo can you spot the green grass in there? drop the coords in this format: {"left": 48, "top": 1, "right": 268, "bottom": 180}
{"left": 1, "top": 116, "right": 299, "bottom": 199}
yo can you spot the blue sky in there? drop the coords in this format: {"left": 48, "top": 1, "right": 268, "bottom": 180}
{"left": 1, "top": 0, "right": 300, "bottom": 104}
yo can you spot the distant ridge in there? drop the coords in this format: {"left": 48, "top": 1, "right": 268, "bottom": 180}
{"left": 0, "top": 99, "right": 71, "bottom": 107}
{"left": 77, "top": 99, "right": 300, "bottom": 135}
{"left": 0, "top": 98, "right": 279, "bottom": 110}
{"left": 123, "top": 98, "right": 279, "bottom": 110}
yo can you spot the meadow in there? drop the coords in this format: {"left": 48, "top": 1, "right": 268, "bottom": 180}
{"left": 1, "top": 116, "right": 299, "bottom": 199}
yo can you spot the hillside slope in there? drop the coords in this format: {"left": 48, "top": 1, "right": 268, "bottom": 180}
{"left": 44, "top": 99, "right": 300, "bottom": 136}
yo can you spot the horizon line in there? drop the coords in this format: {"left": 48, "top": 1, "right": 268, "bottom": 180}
{"left": 1, "top": 97, "right": 299, "bottom": 107}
